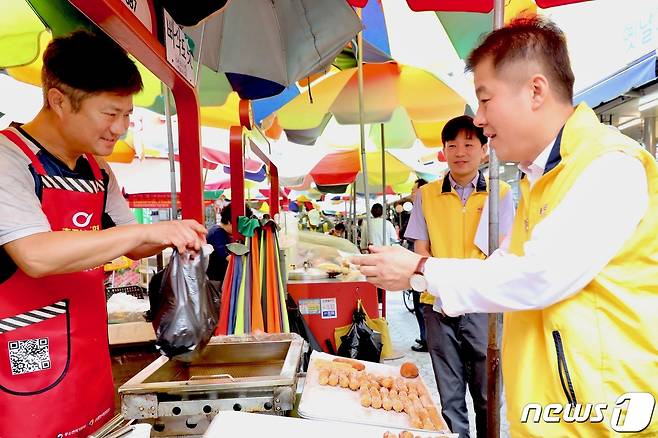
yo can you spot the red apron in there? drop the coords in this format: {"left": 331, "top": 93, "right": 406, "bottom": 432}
{"left": 0, "top": 130, "right": 114, "bottom": 438}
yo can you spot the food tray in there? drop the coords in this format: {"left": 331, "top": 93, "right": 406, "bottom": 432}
{"left": 204, "top": 411, "right": 456, "bottom": 438}
{"left": 298, "top": 351, "right": 453, "bottom": 435}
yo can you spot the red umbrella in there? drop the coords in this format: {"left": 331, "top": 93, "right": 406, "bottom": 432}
{"left": 348, "top": 0, "right": 590, "bottom": 10}
{"left": 406, "top": 0, "right": 590, "bottom": 12}
{"left": 310, "top": 149, "right": 361, "bottom": 186}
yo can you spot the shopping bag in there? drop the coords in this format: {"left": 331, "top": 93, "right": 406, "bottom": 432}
{"left": 151, "top": 246, "right": 221, "bottom": 361}
{"left": 335, "top": 306, "right": 383, "bottom": 363}
{"left": 334, "top": 300, "right": 393, "bottom": 359}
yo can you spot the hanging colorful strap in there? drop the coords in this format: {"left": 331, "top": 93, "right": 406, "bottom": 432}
{"left": 216, "top": 255, "right": 235, "bottom": 335}
{"left": 251, "top": 230, "right": 265, "bottom": 332}
{"left": 273, "top": 228, "right": 289, "bottom": 333}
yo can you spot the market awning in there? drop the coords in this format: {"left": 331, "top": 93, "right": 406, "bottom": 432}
{"left": 574, "top": 51, "right": 658, "bottom": 108}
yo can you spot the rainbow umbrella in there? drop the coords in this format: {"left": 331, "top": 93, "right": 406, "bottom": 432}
{"left": 276, "top": 63, "right": 466, "bottom": 148}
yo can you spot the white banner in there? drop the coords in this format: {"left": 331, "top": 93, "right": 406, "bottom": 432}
{"left": 163, "top": 9, "right": 196, "bottom": 86}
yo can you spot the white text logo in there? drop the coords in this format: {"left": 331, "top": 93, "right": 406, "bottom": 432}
{"left": 72, "top": 212, "right": 93, "bottom": 228}
{"left": 521, "top": 392, "right": 655, "bottom": 433}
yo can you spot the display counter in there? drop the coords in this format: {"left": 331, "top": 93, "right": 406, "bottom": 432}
{"left": 287, "top": 278, "right": 379, "bottom": 353}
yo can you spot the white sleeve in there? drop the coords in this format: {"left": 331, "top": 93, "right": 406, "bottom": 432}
{"left": 98, "top": 159, "right": 136, "bottom": 226}
{"left": 0, "top": 141, "right": 51, "bottom": 246}
{"left": 387, "top": 220, "right": 398, "bottom": 244}
{"left": 424, "top": 152, "right": 649, "bottom": 316}
{"left": 473, "top": 188, "right": 516, "bottom": 255}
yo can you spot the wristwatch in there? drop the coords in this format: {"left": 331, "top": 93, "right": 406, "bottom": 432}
{"left": 409, "top": 256, "right": 429, "bottom": 292}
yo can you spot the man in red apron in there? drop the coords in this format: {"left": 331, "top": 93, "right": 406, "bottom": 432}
{"left": 0, "top": 31, "right": 206, "bottom": 438}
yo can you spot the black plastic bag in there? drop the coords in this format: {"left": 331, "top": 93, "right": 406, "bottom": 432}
{"left": 151, "top": 248, "right": 220, "bottom": 362}
{"left": 336, "top": 308, "right": 383, "bottom": 363}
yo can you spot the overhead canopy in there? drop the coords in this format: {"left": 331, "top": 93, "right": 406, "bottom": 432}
{"left": 574, "top": 51, "right": 658, "bottom": 108}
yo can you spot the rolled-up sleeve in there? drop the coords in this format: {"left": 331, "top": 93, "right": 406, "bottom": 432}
{"left": 425, "top": 152, "right": 648, "bottom": 316}
{"left": 404, "top": 192, "right": 428, "bottom": 241}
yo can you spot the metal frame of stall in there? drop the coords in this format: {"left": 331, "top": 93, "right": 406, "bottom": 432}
{"left": 68, "top": 0, "right": 282, "bottom": 238}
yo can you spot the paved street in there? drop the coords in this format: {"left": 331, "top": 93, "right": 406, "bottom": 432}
{"left": 382, "top": 291, "right": 510, "bottom": 438}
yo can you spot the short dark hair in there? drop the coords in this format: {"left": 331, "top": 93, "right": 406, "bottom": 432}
{"left": 466, "top": 15, "right": 574, "bottom": 103}
{"left": 415, "top": 178, "right": 428, "bottom": 188}
{"left": 335, "top": 223, "right": 346, "bottom": 231}
{"left": 441, "top": 115, "right": 487, "bottom": 146}
{"left": 42, "top": 30, "right": 143, "bottom": 111}
{"left": 371, "top": 203, "right": 383, "bottom": 218}
{"left": 220, "top": 203, "right": 253, "bottom": 225}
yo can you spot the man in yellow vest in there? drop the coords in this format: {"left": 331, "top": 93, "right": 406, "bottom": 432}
{"left": 353, "top": 16, "right": 657, "bottom": 437}
{"left": 404, "top": 115, "right": 514, "bottom": 437}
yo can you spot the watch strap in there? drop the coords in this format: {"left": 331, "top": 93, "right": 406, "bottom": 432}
{"left": 414, "top": 256, "right": 428, "bottom": 275}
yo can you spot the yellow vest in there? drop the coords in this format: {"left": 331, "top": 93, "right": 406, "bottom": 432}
{"left": 504, "top": 104, "right": 658, "bottom": 437}
{"left": 419, "top": 172, "right": 511, "bottom": 304}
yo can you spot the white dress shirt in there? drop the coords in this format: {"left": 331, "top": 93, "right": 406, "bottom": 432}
{"left": 427, "top": 143, "right": 649, "bottom": 316}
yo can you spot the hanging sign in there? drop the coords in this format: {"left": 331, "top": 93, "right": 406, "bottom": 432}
{"left": 119, "top": 0, "right": 155, "bottom": 33}
{"left": 163, "top": 8, "right": 196, "bottom": 86}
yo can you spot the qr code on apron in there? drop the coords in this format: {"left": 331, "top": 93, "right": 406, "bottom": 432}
{"left": 8, "top": 338, "right": 51, "bottom": 375}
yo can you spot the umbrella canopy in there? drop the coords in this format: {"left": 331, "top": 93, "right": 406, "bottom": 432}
{"left": 276, "top": 63, "right": 466, "bottom": 148}
{"left": 406, "top": 0, "right": 589, "bottom": 12}
{"left": 185, "top": 0, "right": 362, "bottom": 99}
{"left": 418, "top": 0, "right": 593, "bottom": 59}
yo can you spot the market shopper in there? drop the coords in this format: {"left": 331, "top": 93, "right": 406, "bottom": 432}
{"left": 207, "top": 203, "right": 252, "bottom": 282}
{"left": 360, "top": 203, "right": 398, "bottom": 251}
{"left": 404, "top": 116, "right": 514, "bottom": 437}
{"left": 353, "top": 16, "right": 658, "bottom": 437}
{"left": 0, "top": 31, "right": 206, "bottom": 438}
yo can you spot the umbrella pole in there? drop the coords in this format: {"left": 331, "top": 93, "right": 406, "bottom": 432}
{"left": 487, "top": 2, "right": 504, "bottom": 437}
{"left": 351, "top": 182, "right": 357, "bottom": 244}
{"left": 356, "top": 8, "right": 372, "bottom": 247}
{"left": 380, "top": 123, "right": 387, "bottom": 245}
{"left": 162, "top": 83, "right": 177, "bottom": 220}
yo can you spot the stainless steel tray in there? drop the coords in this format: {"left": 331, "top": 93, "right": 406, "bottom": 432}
{"left": 119, "top": 333, "right": 305, "bottom": 436}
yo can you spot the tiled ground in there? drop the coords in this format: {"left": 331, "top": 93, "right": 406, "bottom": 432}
{"left": 382, "top": 291, "right": 510, "bottom": 438}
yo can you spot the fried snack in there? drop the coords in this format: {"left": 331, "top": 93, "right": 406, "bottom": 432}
{"left": 360, "top": 391, "right": 372, "bottom": 407}
{"left": 400, "top": 362, "right": 419, "bottom": 378}
{"left": 327, "top": 372, "right": 339, "bottom": 386}
{"left": 420, "top": 394, "right": 434, "bottom": 409}
{"left": 395, "top": 377, "right": 408, "bottom": 392}
{"left": 409, "top": 415, "right": 423, "bottom": 429}
{"left": 314, "top": 359, "right": 352, "bottom": 372}
{"left": 332, "top": 357, "right": 366, "bottom": 371}
{"left": 398, "top": 390, "right": 408, "bottom": 399}
{"left": 382, "top": 396, "right": 393, "bottom": 411}
{"left": 380, "top": 376, "right": 394, "bottom": 389}
{"left": 339, "top": 373, "right": 350, "bottom": 388}
{"left": 422, "top": 418, "right": 435, "bottom": 431}
{"left": 371, "top": 394, "right": 383, "bottom": 409}
{"left": 400, "top": 432, "right": 414, "bottom": 438}
{"left": 380, "top": 386, "right": 389, "bottom": 396}
{"left": 318, "top": 368, "right": 330, "bottom": 385}
{"left": 388, "top": 388, "right": 398, "bottom": 398}
{"left": 382, "top": 432, "right": 397, "bottom": 438}
{"left": 427, "top": 406, "right": 445, "bottom": 431}
{"left": 392, "top": 397, "right": 405, "bottom": 413}
{"left": 349, "top": 374, "right": 360, "bottom": 391}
